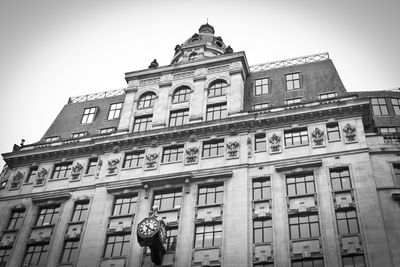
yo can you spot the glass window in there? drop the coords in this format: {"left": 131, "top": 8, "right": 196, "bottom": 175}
{"left": 284, "top": 128, "right": 309, "bottom": 147}
{"left": 71, "top": 201, "right": 89, "bottom": 222}
{"left": 85, "top": 158, "right": 98, "bottom": 175}
{"left": 162, "top": 146, "right": 184, "bottom": 163}
{"left": 44, "top": 136, "right": 60, "bottom": 142}
{"left": 0, "top": 248, "right": 11, "bottom": 266}
{"left": 202, "top": 139, "right": 224, "bottom": 157}
{"left": 123, "top": 151, "right": 145, "bottom": 168}
{"left": 6, "top": 209, "right": 26, "bottom": 230}
{"left": 25, "top": 167, "right": 38, "bottom": 183}
{"left": 206, "top": 103, "right": 227, "bottom": 121}
{"left": 286, "top": 172, "right": 315, "bottom": 196}
{"left": 286, "top": 73, "right": 301, "bottom": 90}
{"left": 189, "top": 52, "right": 198, "bottom": 62}
{"left": 318, "top": 92, "right": 337, "bottom": 99}
{"left": 380, "top": 127, "right": 398, "bottom": 134}
{"left": 169, "top": 109, "right": 189, "bottom": 126}
{"left": 292, "top": 259, "right": 324, "bottom": 267}
{"left": 289, "top": 214, "right": 320, "bottom": 239}
{"left": 371, "top": 98, "right": 388, "bottom": 115}
{"left": 253, "top": 219, "right": 272, "bottom": 243}
{"left": 138, "top": 92, "right": 156, "bottom": 109}
{"left": 23, "top": 244, "right": 49, "bottom": 266}
{"left": 52, "top": 162, "right": 73, "bottom": 179}
{"left": 165, "top": 228, "right": 178, "bottom": 251}
{"left": 153, "top": 189, "right": 182, "bottom": 210}
{"left": 81, "top": 107, "right": 97, "bottom": 124}
{"left": 253, "top": 103, "right": 270, "bottom": 110}
{"left": 285, "top": 98, "right": 302, "bottom": 105}
{"left": 133, "top": 115, "right": 152, "bottom": 132}
{"left": 336, "top": 210, "right": 359, "bottom": 235}
{"left": 108, "top": 102, "right": 123, "bottom": 120}
{"left": 208, "top": 80, "right": 228, "bottom": 97}
{"left": 60, "top": 241, "right": 79, "bottom": 263}
{"left": 36, "top": 206, "right": 60, "bottom": 226}
{"left": 99, "top": 127, "right": 116, "bottom": 134}
{"left": 255, "top": 133, "right": 267, "bottom": 151}
{"left": 253, "top": 177, "right": 271, "bottom": 200}
{"left": 194, "top": 224, "right": 222, "bottom": 248}
{"left": 113, "top": 195, "right": 137, "bottom": 216}
{"left": 342, "top": 255, "right": 366, "bottom": 267}
{"left": 71, "top": 132, "right": 87, "bottom": 138}
{"left": 327, "top": 122, "right": 341, "bottom": 141}
{"left": 391, "top": 98, "right": 400, "bottom": 115}
{"left": 254, "top": 78, "right": 269, "bottom": 95}
{"left": 330, "top": 167, "right": 352, "bottom": 191}
{"left": 393, "top": 163, "right": 400, "bottom": 186}
{"left": 197, "top": 184, "right": 223, "bottom": 205}
{"left": 172, "top": 87, "right": 191, "bottom": 103}
{"left": 103, "top": 234, "right": 131, "bottom": 257}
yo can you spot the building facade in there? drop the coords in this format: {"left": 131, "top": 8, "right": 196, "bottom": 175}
{"left": 0, "top": 24, "right": 399, "bottom": 267}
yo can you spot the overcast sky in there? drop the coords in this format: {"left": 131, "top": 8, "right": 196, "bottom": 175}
{"left": 1, "top": 0, "right": 399, "bottom": 168}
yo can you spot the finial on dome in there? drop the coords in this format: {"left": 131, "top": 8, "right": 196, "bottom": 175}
{"left": 199, "top": 23, "right": 215, "bottom": 34}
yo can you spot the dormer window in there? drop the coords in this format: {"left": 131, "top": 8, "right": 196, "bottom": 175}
{"left": 189, "top": 52, "right": 198, "bottom": 62}
{"left": 138, "top": 92, "right": 157, "bottom": 109}
{"left": 208, "top": 80, "right": 228, "bottom": 97}
{"left": 81, "top": 107, "right": 98, "bottom": 124}
{"left": 172, "top": 86, "right": 191, "bottom": 103}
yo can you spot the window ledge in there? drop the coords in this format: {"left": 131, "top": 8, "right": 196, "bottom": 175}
{"left": 48, "top": 177, "right": 69, "bottom": 182}
{"left": 328, "top": 139, "right": 342, "bottom": 143}
{"left": 285, "top": 143, "right": 309, "bottom": 149}
{"left": 287, "top": 192, "right": 316, "bottom": 199}
{"left": 109, "top": 214, "right": 135, "bottom": 219}
{"left": 31, "top": 224, "right": 56, "bottom": 229}
{"left": 160, "top": 160, "right": 184, "bottom": 166}
{"left": 23, "top": 182, "right": 34, "bottom": 185}
{"left": 332, "top": 188, "right": 353, "bottom": 193}
{"left": 121, "top": 166, "right": 142, "bottom": 171}
{"left": 252, "top": 198, "right": 272, "bottom": 204}
{"left": 196, "top": 203, "right": 223, "bottom": 209}
{"left": 254, "top": 149, "right": 267, "bottom": 153}
{"left": 290, "top": 236, "right": 320, "bottom": 243}
{"left": 83, "top": 173, "right": 95, "bottom": 177}
{"left": 202, "top": 155, "right": 224, "bottom": 160}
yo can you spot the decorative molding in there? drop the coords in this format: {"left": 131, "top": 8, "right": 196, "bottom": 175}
{"left": 173, "top": 71, "right": 194, "bottom": 80}
{"left": 107, "top": 158, "right": 120, "bottom": 175}
{"left": 185, "top": 147, "right": 199, "bottom": 164}
{"left": 71, "top": 162, "right": 84, "bottom": 181}
{"left": 343, "top": 123, "right": 357, "bottom": 142}
{"left": 269, "top": 134, "right": 281, "bottom": 153}
{"left": 226, "top": 141, "right": 240, "bottom": 158}
{"left": 275, "top": 159, "right": 322, "bottom": 172}
{"left": 35, "top": 167, "right": 48, "bottom": 186}
{"left": 139, "top": 77, "right": 160, "bottom": 86}
{"left": 145, "top": 153, "right": 159, "bottom": 170}
{"left": 207, "top": 65, "right": 230, "bottom": 74}
{"left": 247, "top": 137, "right": 252, "bottom": 158}
{"left": 311, "top": 127, "right": 324, "bottom": 146}
{"left": 11, "top": 171, "right": 24, "bottom": 189}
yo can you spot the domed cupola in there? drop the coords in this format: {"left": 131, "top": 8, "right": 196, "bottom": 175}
{"left": 171, "top": 23, "right": 233, "bottom": 64}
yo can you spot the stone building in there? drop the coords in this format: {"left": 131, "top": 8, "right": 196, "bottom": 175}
{"left": 0, "top": 23, "right": 399, "bottom": 267}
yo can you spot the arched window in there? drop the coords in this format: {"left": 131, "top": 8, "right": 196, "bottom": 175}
{"left": 172, "top": 87, "right": 191, "bottom": 103}
{"left": 208, "top": 80, "right": 228, "bottom": 97}
{"left": 138, "top": 92, "right": 157, "bottom": 109}
{"left": 188, "top": 52, "right": 198, "bottom": 62}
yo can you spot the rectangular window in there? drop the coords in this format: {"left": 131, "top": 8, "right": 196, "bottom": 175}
{"left": 25, "top": 166, "right": 38, "bottom": 183}
{"left": 108, "top": 102, "right": 123, "bottom": 120}
{"left": 6, "top": 209, "right": 26, "bottom": 230}
{"left": 194, "top": 224, "right": 222, "bottom": 248}
{"left": 23, "top": 244, "right": 49, "bottom": 266}
{"left": 123, "top": 151, "right": 144, "bottom": 168}
{"left": 284, "top": 128, "right": 309, "bottom": 147}
{"left": 253, "top": 219, "right": 272, "bottom": 243}
{"left": 85, "top": 158, "right": 98, "bottom": 175}
{"left": 165, "top": 228, "right": 178, "bottom": 251}
{"left": 202, "top": 139, "right": 224, "bottom": 157}
{"left": 0, "top": 248, "right": 11, "bottom": 266}
{"left": 371, "top": 98, "right": 388, "bottom": 115}
{"left": 292, "top": 259, "right": 324, "bottom": 267}
{"left": 330, "top": 167, "right": 352, "bottom": 191}
{"left": 253, "top": 103, "right": 270, "bottom": 110}
{"left": 289, "top": 214, "right": 320, "bottom": 239}
{"left": 71, "top": 132, "right": 87, "bottom": 138}
{"left": 71, "top": 201, "right": 89, "bottom": 222}
{"left": 336, "top": 210, "right": 359, "bottom": 235}
{"left": 60, "top": 241, "right": 79, "bottom": 263}
{"left": 103, "top": 234, "right": 131, "bottom": 257}
{"left": 99, "top": 127, "right": 116, "bottom": 134}
{"left": 112, "top": 195, "right": 138, "bottom": 216}
{"left": 162, "top": 146, "right": 184, "bottom": 163}
{"left": 342, "top": 255, "right": 365, "bottom": 267}
{"left": 153, "top": 189, "right": 182, "bottom": 211}
{"left": 133, "top": 115, "right": 152, "bottom": 132}
{"left": 327, "top": 122, "right": 341, "bottom": 141}
{"left": 391, "top": 98, "right": 400, "bottom": 115}
{"left": 81, "top": 107, "right": 97, "bottom": 124}
{"left": 169, "top": 109, "right": 189, "bottom": 127}
{"left": 206, "top": 103, "right": 227, "bottom": 121}
{"left": 255, "top": 133, "right": 267, "bottom": 151}
{"left": 393, "top": 163, "right": 400, "bottom": 186}
{"left": 253, "top": 177, "right": 271, "bottom": 200}
{"left": 285, "top": 98, "right": 302, "bottom": 105}
{"left": 286, "top": 73, "right": 301, "bottom": 90}
{"left": 36, "top": 206, "right": 60, "bottom": 226}
{"left": 197, "top": 184, "right": 223, "bottom": 205}
{"left": 380, "top": 127, "right": 398, "bottom": 133}
{"left": 318, "top": 92, "right": 337, "bottom": 99}
{"left": 44, "top": 136, "right": 60, "bottom": 142}
{"left": 254, "top": 78, "right": 269, "bottom": 95}
{"left": 286, "top": 172, "right": 315, "bottom": 196}
{"left": 52, "top": 162, "right": 73, "bottom": 179}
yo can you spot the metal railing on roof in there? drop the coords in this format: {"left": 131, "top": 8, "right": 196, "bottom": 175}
{"left": 249, "top": 52, "right": 329, "bottom": 73}
{"left": 68, "top": 88, "right": 126, "bottom": 104}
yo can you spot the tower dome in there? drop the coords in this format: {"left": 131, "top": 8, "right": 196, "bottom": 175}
{"left": 171, "top": 23, "right": 233, "bottom": 64}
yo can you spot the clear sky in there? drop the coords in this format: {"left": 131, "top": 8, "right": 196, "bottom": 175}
{"left": 1, "top": 0, "right": 399, "bottom": 168}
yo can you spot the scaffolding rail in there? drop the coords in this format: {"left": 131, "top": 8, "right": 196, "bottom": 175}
{"left": 68, "top": 88, "right": 126, "bottom": 104}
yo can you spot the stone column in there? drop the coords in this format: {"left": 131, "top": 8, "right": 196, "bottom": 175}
{"left": 228, "top": 62, "right": 245, "bottom": 116}
{"left": 118, "top": 80, "right": 138, "bottom": 133}
{"left": 152, "top": 81, "right": 171, "bottom": 129}
{"left": 189, "top": 69, "right": 206, "bottom": 123}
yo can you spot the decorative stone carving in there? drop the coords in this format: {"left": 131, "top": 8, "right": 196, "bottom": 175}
{"left": 226, "top": 141, "right": 239, "bottom": 158}
{"left": 160, "top": 74, "right": 173, "bottom": 82}
{"left": 269, "top": 134, "right": 281, "bottom": 152}
{"left": 194, "top": 68, "right": 206, "bottom": 76}
{"left": 150, "top": 139, "right": 158, "bottom": 147}
{"left": 36, "top": 167, "right": 48, "bottom": 186}
{"left": 107, "top": 159, "right": 120, "bottom": 175}
{"left": 230, "top": 61, "right": 242, "bottom": 69}
{"left": 207, "top": 65, "right": 230, "bottom": 74}
{"left": 247, "top": 137, "right": 252, "bottom": 158}
{"left": 185, "top": 147, "right": 199, "bottom": 164}
{"left": 145, "top": 153, "right": 159, "bottom": 169}
{"left": 343, "top": 124, "right": 356, "bottom": 142}
{"left": 11, "top": 171, "right": 24, "bottom": 189}
{"left": 113, "top": 145, "right": 121, "bottom": 153}
{"left": 189, "top": 134, "right": 198, "bottom": 142}
{"left": 95, "top": 159, "right": 102, "bottom": 179}
{"left": 173, "top": 71, "right": 194, "bottom": 80}
{"left": 139, "top": 77, "right": 160, "bottom": 86}
{"left": 71, "top": 162, "right": 83, "bottom": 180}
{"left": 129, "top": 80, "right": 139, "bottom": 87}
{"left": 311, "top": 127, "right": 324, "bottom": 146}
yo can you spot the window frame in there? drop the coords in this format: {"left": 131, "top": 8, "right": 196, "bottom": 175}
{"left": 284, "top": 128, "right": 309, "bottom": 147}
{"left": 336, "top": 209, "right": 359, "bottom": 235}
{"left": 253, "top": 103, "right": 270, "bottom": 110}
{"left": 51, "top": 162, "right": 73, "bottom": 180}
{"left": 254, "top": 77, "right": 269, "bottom": 96}
{"left": 285, "top": 72, "right": 301, "bottom": 90}
{"left": 330, "top": 167, "right": 352, "bottom": 191}
{"left": 253, "top": 218, "right": 273, "bottom": 243}
{"left": 194, "top": 224, "right": 222, "bottom": 248}
{"left": 123, "top": 151, "right": 145, "bottom": 169}
{"left": 71, "top": 201, "right": 90, "bottom": 222}
{"left": 318, "top": 92, "right": 337, "bottom": 100}
{"left": 153, "top": 189, "right": 182, "bottom": 211}
{"left": 169, "top": 109, "right": 189, "bottom": 127}
{"left": 23, "top": 244, "right": 49, "bottom": 266}
{"left": 162, "top": 145, "right": 184, "bottom": 163}
{"left": 252, "top": 177, "right": 271, "bottom": 200}
{"left": 286, "top": 172, "right": 316, "bottom": 197}
{"left": 208, "top": 80, "right": 228, "bottom": 97}
{"left": 392, "top": 162, "right": 400, "bottom": 186}
{"left": 327, "top": 122, "right": 341, "bottom": 141}
{"left": 0, "top": 248, "right": 11, "bottom": 266}
{"left": 107, "top": 102, "right": 123, "bottom": 120}
{"left": 254, "top": 133, "right": 267, "bottom": 152}
{"left": 172, "top": 87, "right": 191, "bottom": 103}
{"left": 25, "top": 166, "right": 38, "bottom": 183}
{"left": 371, "top": 97, "right": 389, "bottom": 116}
{"left": 112, "top": 195, "right": 138, "bottom": 216}
{"left": 289, "top": 213, "right": 320, "bottom": 240}
{"left": 284, "top": 97, "right": 302, "bottom": 105}
{"left": 188, "top": 52, "right": 198, "bottom": 62}
{"left": 81, "top": 107, "right": 97, "bottom": 124}
{"left": 138, "top": 92, "right": 157, "bottom": 109}
{"left": 99, "top": 127, "right": 116, "bottom": 135}
{"left": 36, "top": 205, "right": 60, "bottom": 226}
{"left": 71, "top": 132, "right": 87, "bottom": 139}
{"left": 60, "top": 240, "right": 80, "bottom": 264}
{"left": 202, "top": 139, "right": 225, "bottom": 158}
{"left": 133, "top": 115, "right": 152, "bottom": 132}
{"left": 44, "top": 136, "right": 61, "bottom": 143}
{"left": 103, "top": 233, "right": 131, "bottom": 258}
{"left": 292, "top": 258, "right": 324, "bottom": 267}
{"left": 197, "top": 184, "right": 224, "bottom": 206}
{"left": 206, "top": 103, "right": 227, "bottom": 121}
{"left": 391, "top": 98, "right": 400, "bottom": 115}
{"left": 85, "top": 158, "right": 98, "bottom": 175}
{"left": 6, "top": 208, "right": 26, "bottom": 230}
{"left": 341, "top": 255, "right": 365, "bottom": 267}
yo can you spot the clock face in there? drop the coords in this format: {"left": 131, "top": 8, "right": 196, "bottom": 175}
{"left": 138, "top": 218, "right": 159, "bottom": 237}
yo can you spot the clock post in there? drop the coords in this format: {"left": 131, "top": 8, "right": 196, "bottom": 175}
{"left": 136, "top": 206, "right": 166, "bottom": 266}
